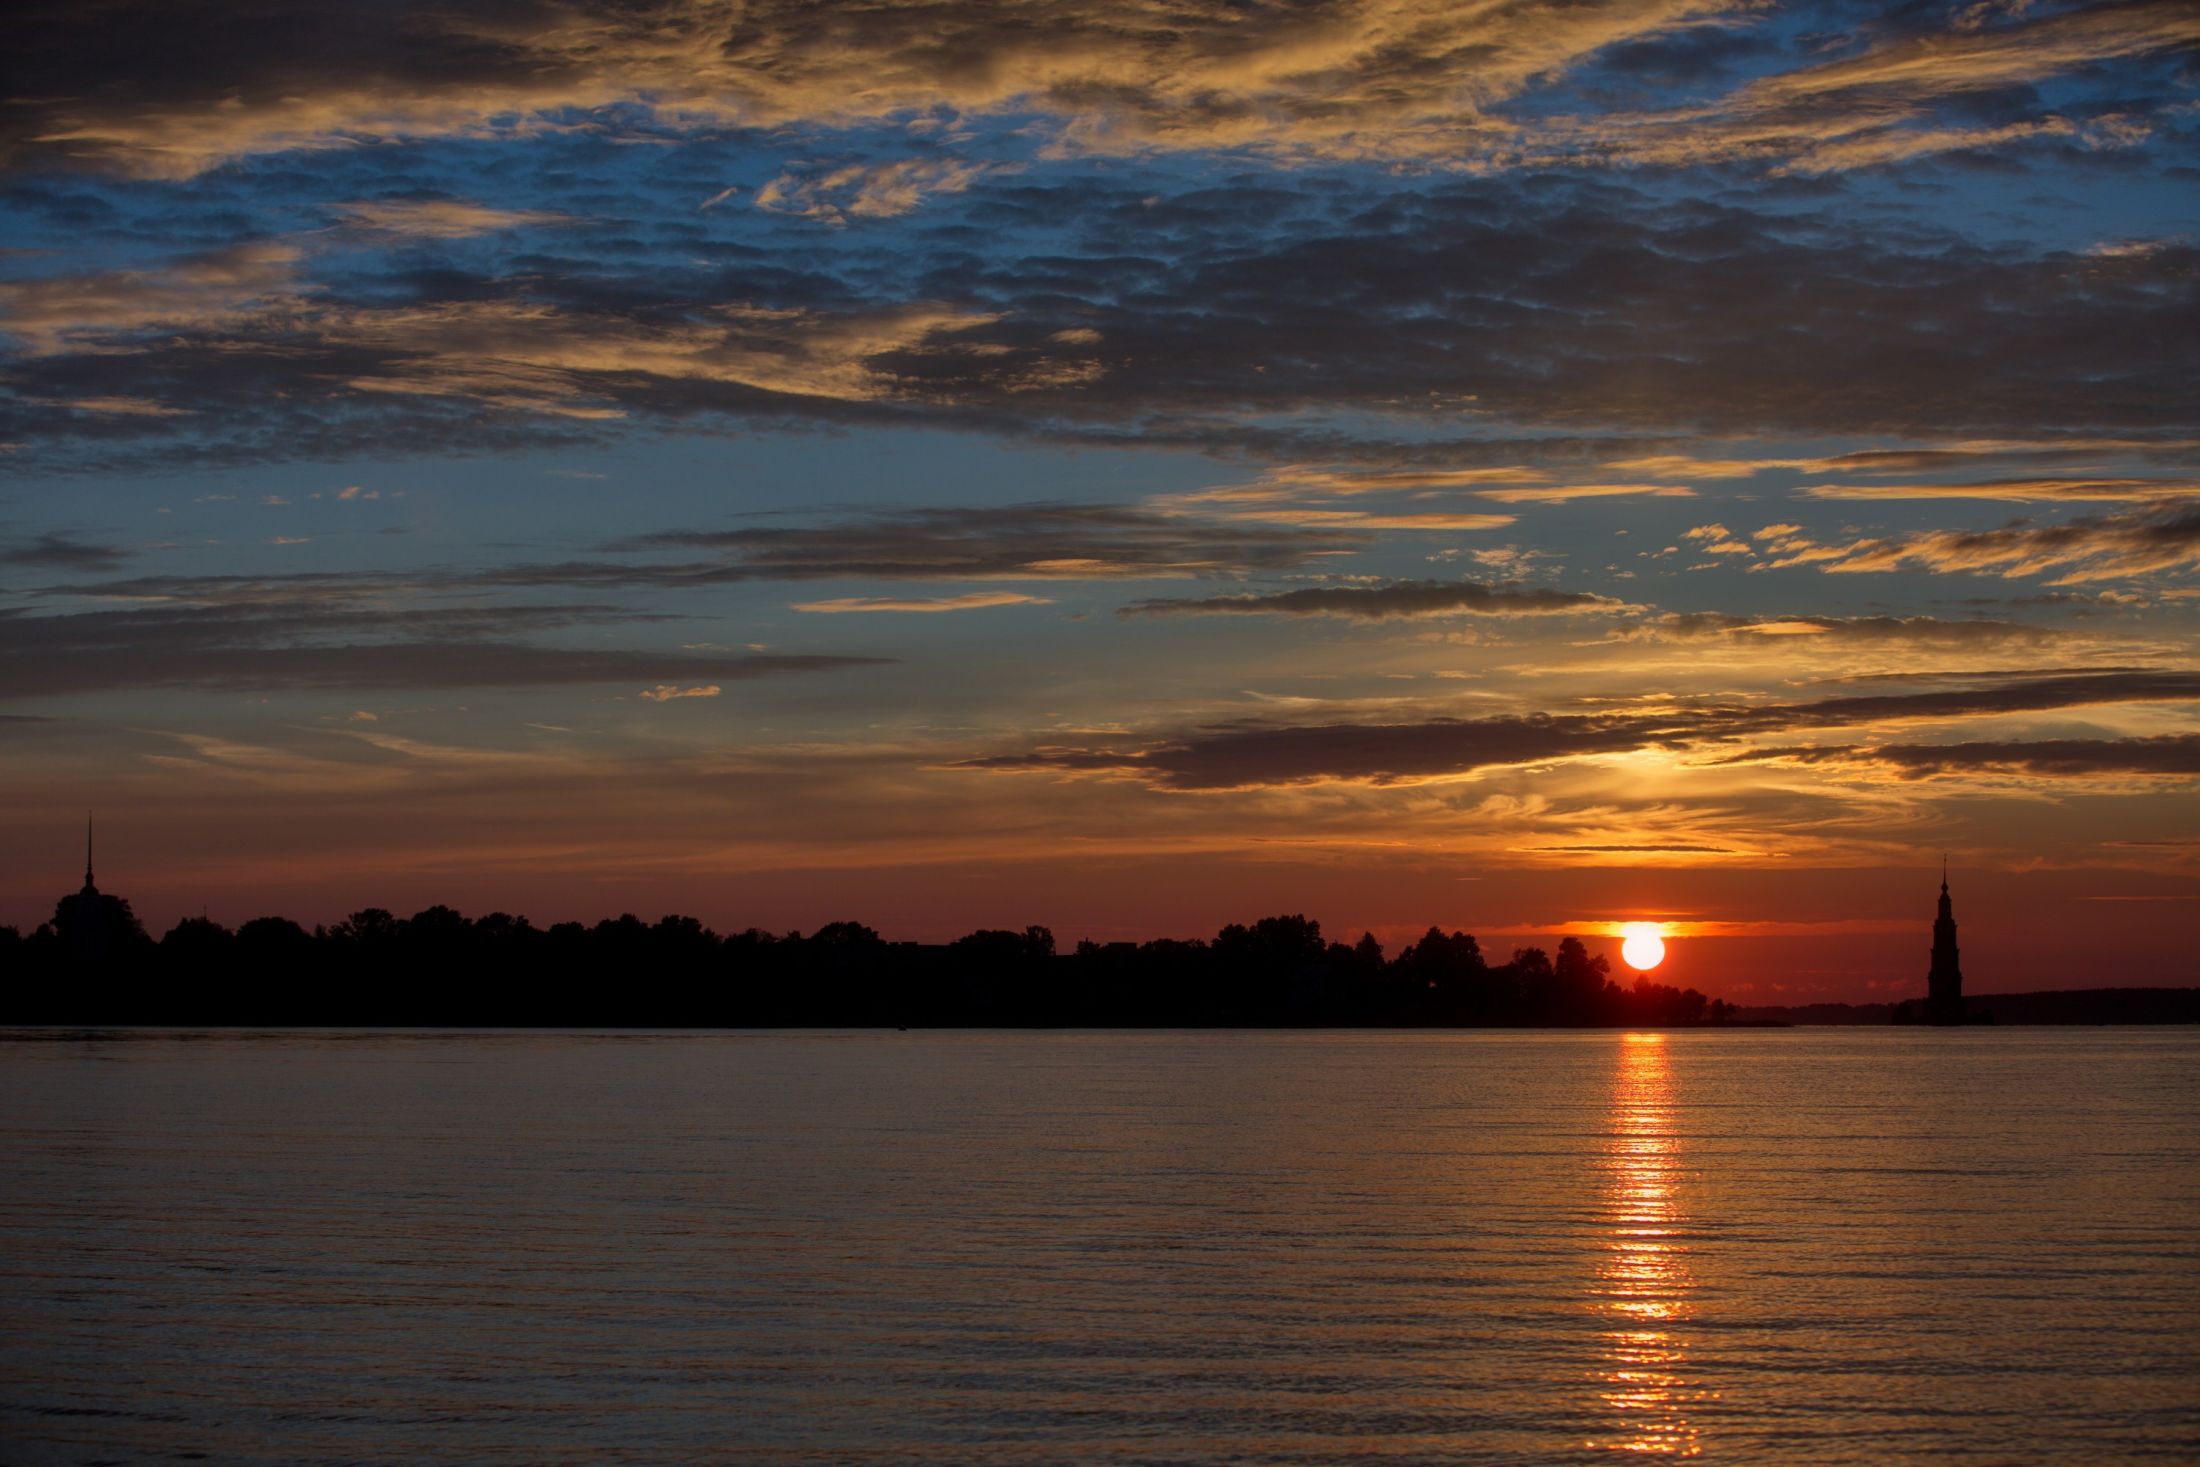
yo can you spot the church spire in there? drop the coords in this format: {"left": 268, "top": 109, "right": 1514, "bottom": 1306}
{"left": 83, "top": 811, "right": 95, "bottom": 892}
{"left": 1928, "top": 858, "right": 1963, "bottom": 1023}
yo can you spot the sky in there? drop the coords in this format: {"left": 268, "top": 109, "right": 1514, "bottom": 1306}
{"left": 2, "top": 0, "right": 2197, "bottom": 1001}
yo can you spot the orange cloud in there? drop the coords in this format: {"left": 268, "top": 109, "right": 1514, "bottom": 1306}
{"left": 790, "top": 592, "right": 1054, "bottom": 613}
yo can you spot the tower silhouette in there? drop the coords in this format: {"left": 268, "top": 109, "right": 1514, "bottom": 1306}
{"left": 1926, "top": 858, "right": 1964, "bottom": 1025}
{"left": 59, "top": 813, "right": 112, "bottom": 964}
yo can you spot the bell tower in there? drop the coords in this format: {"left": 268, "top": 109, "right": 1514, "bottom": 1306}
{"left": 1926, "top": 858, "right": 1964, "bottom": 1025}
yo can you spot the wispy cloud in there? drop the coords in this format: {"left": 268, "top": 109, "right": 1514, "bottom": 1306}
{"left": 791, "top": 592, "right": 1055, "bottom": 613}
{"left": 0, "top": 592, "right": 887, "bottom": 698}
{"left": 1804, "top": 479, "right": 2200, "bottom": 503}
{"left": 0, "top": 241, "right": 302, "bottom": 356}
{"left": 1120, "top": 580, "right": 1631, "bottom": 621}
{"left": 957, "top": 671, "right": 2200, "bottom": 790}
{"left": 13, "top": 0, "right": 2194, "bottom": 179}
{"left": 0, "top": 532, "right": 132, "bottom": 573}
{"left": 330, "top": 198, "right": 575, "bottom": 237}
{"left": 755, "top": 159, "right": 1002, "bottom": 223}
{"left": 610, "top": 504, "right": 1363, "bottom": 583}
{"left": 1474, "top": 483, "right": 1696, "bottom": 504}
{"left": 1815, "top": 504, "right": 2200, "bottom": 585}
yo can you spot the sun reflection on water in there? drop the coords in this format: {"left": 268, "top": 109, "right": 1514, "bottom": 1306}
{"left": 1588, "top": 1033, "right": 1711, "bottom": 1456}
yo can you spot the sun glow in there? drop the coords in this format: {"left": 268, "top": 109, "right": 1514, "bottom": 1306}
{"left": 1620, "top": 923, "right": 1667, "bottom": 972}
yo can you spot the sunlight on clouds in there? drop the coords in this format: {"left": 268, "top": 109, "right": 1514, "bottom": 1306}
{"left": 339, "top": 298, "right": 1002, "bottom": 409}
{"left": 756, "top": 159, "right": 1006, "bottom": 223}
{"left": 331, "top": 198, "right": 576, "bottom": 237}
{"left": 0, "top": 242, "right": 304, "bottom": 356}
{"left": 1681, "top": 524, "right": 1752, "bottom": 556}
{"left": 1475, "top": 483, "right": 1697, "bottom": 505}
{"left": 792, "top": 592, "right": 1054, "bottom": 613}
{"left": 26, "top": 0, "right": 2193, "bottom": 181}
{"left": 1222, "top": 509, "right": 1518, "bottom": 532}
{"left": 1803, "top": 479, "right": 2200, "bottom": 503}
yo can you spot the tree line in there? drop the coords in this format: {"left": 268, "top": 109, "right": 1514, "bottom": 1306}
{"left": 4, "top": 893, "right": 1738, "bottom": 1027}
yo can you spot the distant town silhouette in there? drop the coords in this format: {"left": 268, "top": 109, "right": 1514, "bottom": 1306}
{"left": 7, "top": 837, "right": 2195, "bottom": 1027}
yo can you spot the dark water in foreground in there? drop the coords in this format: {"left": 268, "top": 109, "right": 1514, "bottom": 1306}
{"left": 2, "top": 1029, "right": 2195, "bottom": 1464}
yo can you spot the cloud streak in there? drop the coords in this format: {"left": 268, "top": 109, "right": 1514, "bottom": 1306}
{"left": 0, "top": 595, "right": 885, "bottom": 698}
{"left": 0, "top": 533, "right": 133, "bottom": 573}
{"left": 956, "top": 671, "right": 2200, "bottom": 790}
{"left": 792, "top": 591, "right": 1055, "bottom": 613}
{"left": 1816, "top": 504, "right": 2200, "bottom": 585}
{"left": 10, "top": 0, "right": 2194, "bottom": 180}
{"left": 1120, "top": 579, "right": 1630, "bottom": 621}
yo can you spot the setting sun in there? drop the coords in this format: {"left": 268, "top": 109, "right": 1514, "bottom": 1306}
{"left": 1620, "top": 923, "right": 1667, "bottom": 972}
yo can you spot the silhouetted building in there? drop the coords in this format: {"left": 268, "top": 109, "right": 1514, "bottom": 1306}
{"left": 51, "top": 816, "right": 148, "bottom": 966}
{"left": 1926, "top": 860, "right": 1964, "bottom": 1025}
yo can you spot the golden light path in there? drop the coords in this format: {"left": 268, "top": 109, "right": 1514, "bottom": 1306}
{"left": 1588, "top": 1033, "right": 1713, "bottom": 1455}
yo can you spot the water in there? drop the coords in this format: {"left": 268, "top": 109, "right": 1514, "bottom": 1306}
{"left": 2, "top": 1028, "right": 2195, "bottom": 1464}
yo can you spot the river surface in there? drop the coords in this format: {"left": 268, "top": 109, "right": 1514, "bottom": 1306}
{"left": 2, "top": 1028, "right": 2196, "bottom": 1463}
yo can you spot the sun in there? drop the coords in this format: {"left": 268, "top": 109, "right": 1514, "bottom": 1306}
{"left": 1619, "top": 922, "right": 1666, "bottom": 972}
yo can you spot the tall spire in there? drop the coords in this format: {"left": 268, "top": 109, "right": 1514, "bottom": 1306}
{"left": 84, "top": 811, "right": 94, "bottom": 890}
{"left": 1928, "top": 854, "right": 1963, "bottom": 1022}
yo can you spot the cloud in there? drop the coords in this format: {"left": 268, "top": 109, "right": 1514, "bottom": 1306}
{"left": 330, "top": 198, "right": 575, "bottom": 237}
{"left": 1174, "top": 466, "right": 1552, "bottom": 505}
{"left": 1217, "top": 509, "right": 1517, "bottom": 532}
{"left": 755, "top": 159, "right": 1001, "bottom": 223}
{"left": 48, "top": 505, "right": 1364, "bottom": 611}
{"left": 1866, "top": 735, "right": 2200, "bottom": 779}
{"left": 1525, "top": 842, "right": 1741, "bottom": 855}
{"left": 791, "top": 591, "right": 1055, "bottom": 613}
{"left": 1744, "top": 3, "right": 2200, "bottom": 110}
{"left": 0, "top": 0, "right": 1746, "bottom": 177}
{"left": 638, "top": 683, "right": 722, "bottom": 702}
{"left": 1539, "top": 1, "right": 2200, "bottom": 176}
{"left": 609, "top": 504, "right": 1363, "bottom": 583}
{"left": 1803, "top": 479, "right": 2200, "bottom": 503}
{"left": 336, "top": 297, "right": 1003, "bottom": 412}
{"left": 955, "top": 670, "right": 2200, "bottom": 790}
{"left": 5, "top": 172, "right": 2196, "bottom": 473}
{"left": 0, "top": 641, "right": 882, "bottom": 699}
{"left": 0, "top": 593, "right": 886, "bottom": 698}
{"left": 1815, "top": 503, "right": 2200, "bottom": 584}
{"left": 1473, "top": 483, "right": 1696, "bottom": 504}
{"left": 1605, "top": 453, "right": 1812, "bottom": 480}
{"left": 0, "top": 240, "right": 302, "bottom": 355}
{"left": 1682, "top": 524, "right": 1752, "bottom": 555}
{"left": 0, "top": 532, "right": 132, "bottom": 572}
{"left": 11, "top": 0, "right": 2194, "bottom": 181}
{"left": 1633, "top": 612, "right": 2060, "bottom": 650}
{"left": 45, "top": 396, "right": 191, "bottom": 417}
{"left": 1119, "top": 579, "right": 1631, "bottom": 621}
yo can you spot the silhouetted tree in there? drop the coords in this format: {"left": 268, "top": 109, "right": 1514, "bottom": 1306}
{"left": 161, "top": 915, "right": 234, "bottom": 966}
{"left": 1506, "top": 946, "right": 1556, "bottom": 1021}
{"left": 1554, "top": 937, "right": 1612, "bottom": 1023}
{"left": 51, "top": 887, "right": 152, "bottom": 966}
{"left": 328, "top": 907, "right": 400, "bottom": 952}
{"left": 235, "top": 915, "right": 312, "bottom": 962}
{"left": 1395, "top": 927, "right": 1489, "bottom": 1021}
{"left": 6, "top": 891, "right": 1797, "bottom": 1028}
